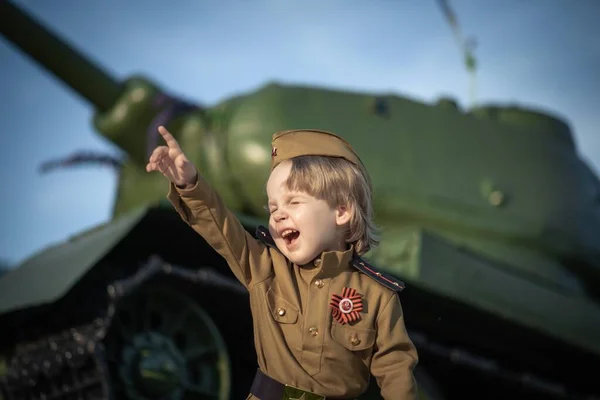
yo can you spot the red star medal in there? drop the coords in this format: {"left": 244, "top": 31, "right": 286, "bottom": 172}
{"left": 330, "top": 287, "right": 363, "bottom": 325}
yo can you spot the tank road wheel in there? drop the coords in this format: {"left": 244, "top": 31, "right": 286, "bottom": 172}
{"left": 104, "top": 286, "right": 231, "bottom": 400}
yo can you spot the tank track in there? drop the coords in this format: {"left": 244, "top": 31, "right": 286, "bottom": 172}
{"left": 0, "top": 321, "right": 112, "bottom": 400}
{"left": 0, "top": 255, "right": 244, "bottom": 400}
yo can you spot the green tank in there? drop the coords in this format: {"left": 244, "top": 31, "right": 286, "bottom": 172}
{"left": 1, "top": 2, "right": 599, "bottom": 399}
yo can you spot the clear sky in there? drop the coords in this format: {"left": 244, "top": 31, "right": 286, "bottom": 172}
{"left": 1, "top": 0, "right": 598, "bottom": 267}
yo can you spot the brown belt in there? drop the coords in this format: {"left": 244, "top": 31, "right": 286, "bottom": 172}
{"left": 250, "top": 369, "right": 355, "bottom": 400}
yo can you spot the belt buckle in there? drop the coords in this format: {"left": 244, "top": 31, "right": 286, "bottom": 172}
{"left": 283, "top": 384, "right": 326, "bottom": 400}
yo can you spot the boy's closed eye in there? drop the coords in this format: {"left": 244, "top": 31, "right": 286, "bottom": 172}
{"left": 265, "top": 196, "right": 306, "bottom": 214}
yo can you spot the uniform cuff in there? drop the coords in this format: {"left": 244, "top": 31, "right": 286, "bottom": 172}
{"left": 166, "top": 170, "right": 212, "bottom": 208}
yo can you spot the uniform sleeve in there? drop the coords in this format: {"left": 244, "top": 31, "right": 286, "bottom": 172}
{"left": 166, "top": 172, "right": 273, "bottom": 289}
{"left": 370, "top": 292, "right": 419, "bottom": 400}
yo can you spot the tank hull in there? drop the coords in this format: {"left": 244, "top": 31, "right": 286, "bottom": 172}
{"left": 1, "top": 208, "right": 599, "bottom": 399}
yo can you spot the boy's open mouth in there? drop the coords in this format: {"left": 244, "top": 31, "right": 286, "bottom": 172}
{"left": 281, "top": 229, "right": 300, "bottom": 246}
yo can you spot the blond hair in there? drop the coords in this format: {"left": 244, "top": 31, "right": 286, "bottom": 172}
{"left": 283, "top": 155, "right": 379, "bottom": 255}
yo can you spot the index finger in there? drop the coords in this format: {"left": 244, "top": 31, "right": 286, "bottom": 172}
{"left": 158, "top": 126, "right": 181, "bottom": 149}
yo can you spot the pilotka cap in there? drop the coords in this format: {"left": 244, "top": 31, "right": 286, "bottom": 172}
{"left": 270, "top": 129, "right": 364, "bottom": 170}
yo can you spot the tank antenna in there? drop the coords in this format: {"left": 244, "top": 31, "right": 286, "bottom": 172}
{"left": 39, "top": 151, "right": 123, "bottom": 173}
{"left": 435, "top": 0, "right": 478, "bottom": 108}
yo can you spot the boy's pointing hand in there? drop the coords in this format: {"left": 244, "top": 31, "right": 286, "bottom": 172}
{"left": 146, "top": 126, "right": 198, "bottom": 188}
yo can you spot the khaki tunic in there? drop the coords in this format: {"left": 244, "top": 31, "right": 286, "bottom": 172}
{"left": 167, "top": 175, "right": 419, "bottom": 399}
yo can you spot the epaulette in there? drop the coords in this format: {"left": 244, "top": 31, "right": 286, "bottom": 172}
{"left": 351, "top": 257, "right": 405, "bottom": 292}
{"left": 255, "top": 226, "right": 276, "bottom": 248}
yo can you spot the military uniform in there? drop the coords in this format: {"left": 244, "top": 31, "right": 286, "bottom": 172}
{"left": 167, "top": 130, "right": 418, "bottom": 399}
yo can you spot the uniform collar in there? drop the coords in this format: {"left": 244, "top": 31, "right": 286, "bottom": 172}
{"left": 307, "top": 245, "right": 355, "bottom": 274}
{"left": 255, "top": 226, "right": 354, "bottom": 272}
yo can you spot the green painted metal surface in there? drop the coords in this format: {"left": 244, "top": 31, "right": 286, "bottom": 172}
{"left": 368, "top": 227, "right": 600, "bottom": 355}
{"left": 0, "top": 206, "right": 147, "bottom": 314}
{"left": 0, "top": 202, "right": 260, "bottom": 315}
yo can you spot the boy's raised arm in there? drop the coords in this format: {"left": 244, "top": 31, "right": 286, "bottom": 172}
{"left": 147, "top": 126, "right": 273, "bottom": 289}
{"left": 167, "top": 174, "right": 273, "bottom": 289}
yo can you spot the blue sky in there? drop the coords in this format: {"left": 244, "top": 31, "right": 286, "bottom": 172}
{"left": 1, "top": 0, "right": 598, "bottom": 267}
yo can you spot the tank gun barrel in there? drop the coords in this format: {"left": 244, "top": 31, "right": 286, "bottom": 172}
{"left": 0, "top": 0, "right": 121, "bottom": 112}
{"left": 0, "top": 0, "right": 199, "bottom": 167}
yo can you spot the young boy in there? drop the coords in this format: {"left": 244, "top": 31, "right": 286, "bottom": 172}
{"left": 146, "top": 126, "right": 419, "bottom": 400}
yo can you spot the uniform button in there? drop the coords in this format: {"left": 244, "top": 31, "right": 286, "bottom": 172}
{"left": 309, "top": 327, "right": 319, "bottom": 336}
{"left": 314, "top": 279, "right": 324, "bottom": 288}
{"left": 313, "top": 258, "right": 322, "bottom": 267}
{"left": 351, "top": 335, "right": 361, "bottom": 346}
{"left": 277, "top": 307, "right": 286, "bottom": 316}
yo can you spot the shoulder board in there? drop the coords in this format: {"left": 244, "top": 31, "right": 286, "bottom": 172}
{"left": 351, "top": 257, "right": 405, "bottom": 292}
{"left": 255, "top": 226, "right": 276, "bottom": 248}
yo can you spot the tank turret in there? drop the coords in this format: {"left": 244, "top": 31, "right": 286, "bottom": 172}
{"left": 2, "top": 1, "right": 600, "bottom": 399}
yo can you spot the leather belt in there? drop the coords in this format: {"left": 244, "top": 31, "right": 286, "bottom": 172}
{"left": 250, "top": 368, "right": 345, "bottom": 400}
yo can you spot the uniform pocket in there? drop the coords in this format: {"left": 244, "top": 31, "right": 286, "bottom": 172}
{"left": 266, "top": 286, "right": 299, "bottom": 324}
{"left": 330, "top": 322, "right": 376, "bottom": 351}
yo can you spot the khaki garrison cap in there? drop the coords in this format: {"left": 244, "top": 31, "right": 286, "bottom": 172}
{"left": 270, "top": 129, "right": 364, "bottom": 171}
